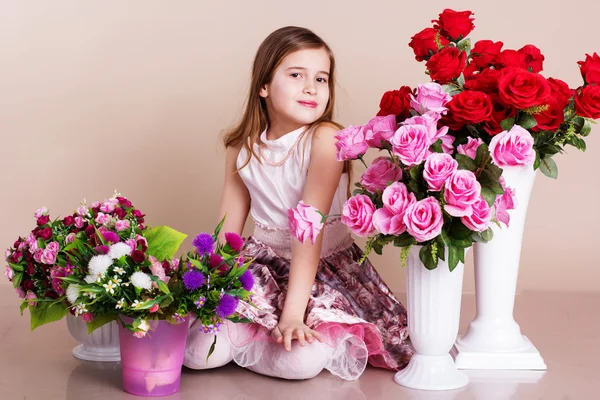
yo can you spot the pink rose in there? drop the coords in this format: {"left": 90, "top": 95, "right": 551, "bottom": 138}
{"left": 100, "top": 199, "right": 118, "bottom": 213}
{"left": 360, "top": 157, "right": 403, "bottom": 193}
{"left": 364, "top": 115, "right": 397, "bottom": 148}
{"left": 149, "top": 304, "right": 160, "bottom": 313}
{"left": 25, "top": 233, "right": 36, "bottom": 247}
{"left": 423, "top": 153, "right": 459, "bottom": 191}
{"left": 34, "top": 207, "right": 48, "bottom": 219}
{"left": 403, "top": 197, "right": 444, "bottom": 242}
{"left": 5, "top": 249, "right": 11, "bottom": 261}
{"left": 40, "top": 249, "right": 57, "bottom": 265}
{"left": 391, "top": 124, "right": 431, "bottom": 166}
{"left": 409, "top": 83, "right": 452, "bottom": 114}
{"left": 287, "top": 201, "right": 324, "bottom": 245}
{"left": 126, "top": 239, "right": 137, "bottom": 252}
{"left": 150, "top": 259, "right": 171, "bottom": 284}
{"left": 402, "top": 111, "right": 449, "bottom": 141}
{"left": 33, "top": 250, "right": 43, "bottom": 263}
{"left": 444, "top": 170, "right": 482, "bottom": 217}
{"left": 95, "top": 212, "right": 111, "bottom": 225}
{"left": 171, "top": 258, "right": 180, "bottom": 272}
{"left": 28, "top": 239, "right": 38, "bottom": 254}
{"left": 372, "top": 182, "right": 417, "bottom": 235}
{"left": 335, "top": 125, "right": 368, "bottom": 161}
{"left": 26, "top": 291, "right": 37, "bottom": 307}
{"left": 4, "top": 265, "right": 13, "bottom": 281}
{"left": 489, "top": 125, "right": 535, "bottom": 167}
{"left": 115, "top": 219, "right": 130, "bottom": 232}
{"left": 77, "top": 206, "right": 89, "bottom": 216}
{"left": 457, "top": 137, "right": 484, "bottom": 160}
{"left": 341, "top": 195, "right": 376, "bottom": 237}
{"left": 65, "top": 233, "right": 76, "bottom": 244}
{"left": 81, "top": 312, "right": 94, "bottom": 323}
{"left": 91, "top": 202, "right": 101, "bottom": 208}
{"left": 46, "top": 241, "right": 59, "bottom": 253}
{"left": 441, "top": 135, "right": 455, "bottom": 154}
{"left": 494, "top": 177, "right": 518, "bottom": 228}
{"left": 461, "top": 197, "right": 493, "bottom": 232}
{"left": 74, "top": 216, "right": 84, "bottom": 228}
{"left": 16, "top": 287, "right": 26, "bottom": 299}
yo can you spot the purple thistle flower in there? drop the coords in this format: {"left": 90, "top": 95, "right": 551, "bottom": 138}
{"left": 224, "top": 232, "right": 244, "bottom": 253}
{"left": 193, "top": 233, "right": 214, "bottom": 255}
{"left": 182, "top": 269, "right": 205, "bottom": 291}
{"left": 239, "top": 270, "right": 255, "bottom": 291}
{"left": 216, "top": 294, "right": 238, "bottom": 319}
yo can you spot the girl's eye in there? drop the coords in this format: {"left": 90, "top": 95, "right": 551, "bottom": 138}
{"left": 290, "top": 73, "right": 301, "bottom": 78}
{"left": 317, "top": 77, "right": 327, "bottom": 83}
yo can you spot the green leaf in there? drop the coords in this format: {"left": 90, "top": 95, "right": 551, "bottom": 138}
{"left": 457, "top": 38, "right": 471, "bottom": 54}
{"left": 581, "top": 120, "right": 592, "bottom": 137}
{"left": 457, "top": 73, "right": 466, "bottom": 88}
{"left": 157, "top": 279, "right": 170, "bottom": 294}
{"left": 500, "top": 117, "right": 515, "bottom": 131}
{"left": 439, "top": 230, "right": 451, "bottom": 246}
{"left": 539, "top": 156, "right": 558, "bottom": 179}
{"left": 8, "top": 262, "right": 23, "bottom": 272}
{"left": 455, "top": 154, "right": 477, "bottom": 172}
{"left": 533, "top": 150, "right": 541, "bottom": 170}
{"left": 20, "top": 301, "right": 28, "bottom": 315}
{"left": 479, "top": 170, "right": 504, "bottom": 195}
{"left": 431, "top": 139, "right": 444, "bottom": 153}
{"left": 475, "top": 143, "right": 490, "bottom": 168}
{"left": 457, "top": 247, "right": 466, "bottom": 264}
{"left": 517, "top": 114, "right": 537, "bottom": 130}
{"left": 214, "top": 215, "right": 227, "bottom": 238}
{"left": 419, "top": 245, "right": 437, "bottom": 270}
{"left": 12, "top": 272, "right": 23, "bottom": 288}
{"left": 448, "top": 246, "right": 459, "bottom": 272}
{"left": 393, "top": 234, "right": 416, "bottom": 248}
{"left": 448, "top": 220, "right": 473, "bottom": 240}
{"left": 473, "top": 228, "right": 494, "bottom": 243}
{"left": 480, "top": 187, "right": 497, "bottom": 207}
{"left": 451, "top": 238, "right": 472, "bottom": 248}
{"left": 87, "top": 313, "right": 117, "bottom": 334}
{"left": 206, "top": 335, "right": 218, "bottom": 363}
{"left": 30, "top": 302, "right": 68, "bottom": 330}
{"left": 144, "top": 226, "right": 188, "bottom": 261}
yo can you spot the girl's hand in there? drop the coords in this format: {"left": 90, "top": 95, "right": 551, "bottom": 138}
{"left": 270, "top": 319, "right": 324, "bottom": 352}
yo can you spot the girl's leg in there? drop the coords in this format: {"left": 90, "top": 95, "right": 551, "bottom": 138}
{"left": 184, "top": 317, "right": 234, "bottom": 369}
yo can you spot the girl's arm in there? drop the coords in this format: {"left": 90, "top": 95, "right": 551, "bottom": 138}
{"left": 217, "top": 145, "right": 251, "bottom": 242}
{"left": 271, "top": 123, "right": 345, "bottom": 351}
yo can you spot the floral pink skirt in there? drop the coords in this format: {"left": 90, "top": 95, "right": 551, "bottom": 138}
{"left": 230, "top": 220, "right": 413, "bottom": 380}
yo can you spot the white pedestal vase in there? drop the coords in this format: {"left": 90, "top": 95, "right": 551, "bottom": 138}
{"left": 394, "top": 246, "right": 468, "bottom": 391}
{"left": 452, "top": 165, "right": 546, "bottom": 370}
{"left": 66, "top": 314, "right": 120, "bottom": 362}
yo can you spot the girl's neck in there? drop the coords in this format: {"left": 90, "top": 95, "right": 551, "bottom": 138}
{"left": 266, "top": 120, "right": 308, "bottom": 141}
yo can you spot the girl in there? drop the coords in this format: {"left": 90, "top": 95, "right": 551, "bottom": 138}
{"left": 184, "top": 26, "right": 413, "bottom": 380}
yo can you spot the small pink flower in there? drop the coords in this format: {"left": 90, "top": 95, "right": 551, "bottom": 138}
{"left": 402, "top": 111, "right": 449, "bottom": 141}
{"left": 171, "top": 258, "right": 180, "bottom": 271}
{"left": 423, "top": 153, "right": 459, "bottom": 192}
{"left": 4, "top": 249, "right": 11, "bottom": 261}
{"left": 133, "top": 331, "right": 147, "bottom": 339}
{"left": 225, "top": 232, "right": 244, "bottom": 252}
{"left": 16, "top": 287, "right": 26, "bottom": 299}
{"left": 28, "top": 240, "right": 38, "bottom": 254}
{"left": 76, "top": 206, "right": 89, "bottom": 216}
{"left": 74, "top": 216, "right": 84, "bottom": 229}
{"left": 65, "top": 233, "right": 76, "bottom": 244}
{"left": 409, "top": 83, "right": 452, "bottom": 115}
{"left": 489, "top": 125, "right": 535, "bottom": 167}
{"left": 95, "top": 212, "right": 111, "bottom": 225}
{"left": 391, "top": 124, "right": 431, "bottom": 166}
{"left": 40, "top": 249, "right": 57, "bottom": 265}
{"left": 136, "top": 234, "right": 148, "bottom": 247}
{"left": 33, "top": 250, "right": 43, "bottom": 263}
{"left": 403, "top": 197, "right": 444, "bottom": 242}
{"left": 288, "top": 201, "right": 324, "bottom": 245}
{"left": 341, "top": 195, "right": 376, "bottom": 237}
{"left": 81, "top": 312, "right": 94, "bottom": 323}
{"left": 457, "top": 137, "right": 484, "bottom": 160}
{"left": 441, "top": 135, "right": 455, "bottom": 155}
{"left": 494, "top": 177, "right": 518, "bottom": 228}
{"left": 115, "top": 219, "right": 130, "bottom": 232}
{"left": 461, "top": 197, "right": 493, "bottom": 232}
{"left": 91, "top": 202, "right": 101, "bottom": 208}
{"left": 26, "top": 291, "right": 37, "bottom": 307}
{"left": 335, "top": 125, "right": 369, "bottom": 161}
{"left": 46, "top": 241, "right": 59, "bottom": 253}
{"left": 372, "top": 182, "right": 416, "bottom": 235}
{"left": 4, "top": 265, "right": 13, "bottom": 281}
{"left": 100, "top": 199, "right": 119, "bottom": 213}
{"left": 34, "top": 207, "right": 48, "bottom": 219}
{"left": 150, "top": 260, "right": 170, "bottom": 284}
{"left": 360, "top": 157, "right": 403, "bottom": 193}
{"left": 149, "top": 304, "right": 160, "bottom": 313}
{"left": 364, "top": 115, "right": 397, "bottom": 148}
{"left": 17, "top": 241, "right": 26, "bottom": 251}
{"left": 125, "top": 239, "right": 137, "bottom": 252}
{"left": 444, "top": 170, "right": 482, "bottom": 217}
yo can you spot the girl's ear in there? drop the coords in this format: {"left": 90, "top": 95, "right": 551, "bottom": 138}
{"left": 259, "top": 84, "right": 269, "bottom": 98}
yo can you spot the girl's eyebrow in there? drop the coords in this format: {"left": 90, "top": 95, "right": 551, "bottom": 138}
{"left": 285, "top": 66, "right": 330, "bottom": 76}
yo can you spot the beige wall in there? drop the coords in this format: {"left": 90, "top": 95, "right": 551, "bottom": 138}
{"left": 1, "top": 1, "right": 598, "bottom": 293}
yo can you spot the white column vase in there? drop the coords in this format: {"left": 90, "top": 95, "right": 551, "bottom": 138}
{"left": 452, "top": 165, "right": 546, "bottom": 370}
{"left": 394, "top": 246, "right": 468, "bottom": 391}
{"left": 66, "top": 314, "right": 120, "bottom": 362}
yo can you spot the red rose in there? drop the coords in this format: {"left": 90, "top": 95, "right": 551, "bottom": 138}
{"left": 577, "top": 53, "right": 600, "bottom": 85}
{"left": 114, "top": 207, "right": 126, "bottom": 219}
{"left": 482, "top": 95, "right": 517, "bottom": 135}
{"left": 498, "top": 68, "right": 551, "bottom": 109}
{"left": 63, "top": 216, "right": 74, "bottom": 226}
{"left": 13, "top": 238, "right": 22, "bottom": 248}
{"left": 531, "top": 99, "right": 565, "bottom": 132}
{"left": 432, "top": 9, "right": 475, "bottom": 41}
{"left": 376, "top": 86, "right": 414, "bottom": 120}
{"left": 85, "top": 225, "right": 96, "bottom": 237}
{"left": 39, "top": 227, "right": 52, "bottom": 240}
{"left": 575, "top": 85, "right": 600, "bottom": 119}
{"left": 518, "top": 45, "right": 545, "bottom": 73}
{"left": 12, "top": 251, "right": 22, "bottom": 263}
{"left": 23, "top": 280, "right": 35, "bottom": 291}
{"left": 44, "top": 290, "right": 59, "bottom": 300}
{"left": 547, "top": 78, "right": 573, "bottom": 109}
{"left": 117, "top": 197, "right": 133, "bottom": 208}
{"left": 131, "top": 250, "right": 146, "bottom": 264}
{"left": 446, "top": 91, "right": 493, "bottom": 127}
{"left": 26, "top": 263, "right": 35, "bottom": 275}
{"left": 497, "top": 50, "right": 528, "bottom": 70}
{"left": 408, "top": 28, "right": 450, "bottom": 62}
{"left": 464, "top": 68, "right": 500, "bottom": 94}
{"left": 162, "top": 260, "right": 172, "bottom": 274}
{"left": 426, "top": 47, "right": 467, "bottom": 84}
{"left": 137, "top": 239, "right": 148, "bottom": 252}
{"left": 470, "top": 40, "right": 504, "bottom": 70}
{"left": 37, "top": 215, "right": 50, "bottom": 226}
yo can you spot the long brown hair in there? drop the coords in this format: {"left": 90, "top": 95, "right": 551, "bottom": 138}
{"left": 222, "top": 26, "right": 352, "bottom": 195}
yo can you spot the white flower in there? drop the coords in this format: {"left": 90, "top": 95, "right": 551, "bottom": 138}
{"left": 130, "top": 272, "right": 152, "bottom": 290}
{"left": 113, "top": 266, "right": 126, "bottom": 275}
{"left": 84, "top": 275, "right": 96, "bottom": 284}
{"left": 88, "top": 255, "right": 112, "bottom": 278}
{"left": 108, "top": 243, "right": 132, "bottom": 260}
{"left": 131, "top": 300, "right": 141, "bottom": 308}
{"left": 82, "top": 291, "right": 97, "bottom": 300}
{"left": 122, "top": 282, "right": 130, "bottom": 287}
{"left": 74, "top": 303, "right": 87, "bottom": 316}
{"left": 115, "top": 298, "right": 125, "bottom": 309}
{"left": 103, "top": 281, "right": 116, "bottom": 295}
{"left": 111, "top": 276, "right": 122, "bottom": 286}
{"left": 66, "top": 284, "right": 81, "bottom": 304}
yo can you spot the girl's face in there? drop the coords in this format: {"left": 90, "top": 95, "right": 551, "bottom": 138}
{"left": 260, "top": 48, "right": 331, "bottom": 130}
